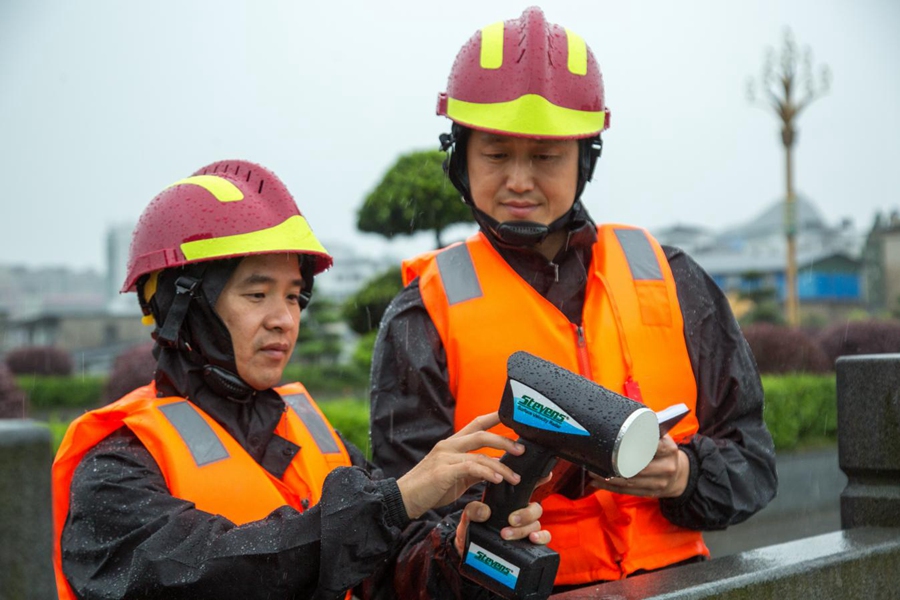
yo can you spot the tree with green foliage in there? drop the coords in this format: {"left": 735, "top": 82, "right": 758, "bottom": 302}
{"left": 357, "top": 149, "right": 472, "bottom": 248}
{"left": 294, "top": 296, "right": 344, "bottom": 366}
{"left": 342, "top": 267, "right": 404, "bottom": 335}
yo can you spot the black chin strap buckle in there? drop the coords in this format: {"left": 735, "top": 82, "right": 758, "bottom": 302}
{"left": 494, "top": 221, "right": 550, "bottom": 246}
{"left": 156, "top": 276, "right": 201, "bottom": 348}
{"left": 202, "top": 364, "right": 254, "bottom": 403}
{"left": 438, "top": 132, "right": 455, "bottom": 152}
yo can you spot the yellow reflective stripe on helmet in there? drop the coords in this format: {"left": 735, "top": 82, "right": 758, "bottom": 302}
{"left": 167, "top": 175, "right": 245, "bottom": 203}
{"left": 180, "top": 215, "right": 328, "bottom": 261}
{"left": 566, "top": 29, "right": 587, "bottom": 76}
{"left": 446, "top": 93, "right": 606, "bottom": 138}
{"left": 480, "top": 21, "right": 504, "bottom": 70}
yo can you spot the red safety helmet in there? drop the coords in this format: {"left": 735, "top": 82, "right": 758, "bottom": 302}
{"left": 122, "top": 160, "right": 332, "bottom": 294}
{"left": 437, "top": 6, "right": 610, "bottom": 139}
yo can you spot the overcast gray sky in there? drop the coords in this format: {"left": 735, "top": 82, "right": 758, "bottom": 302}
{"left": 2, "top": 0, "right": 898, "bottom": 273}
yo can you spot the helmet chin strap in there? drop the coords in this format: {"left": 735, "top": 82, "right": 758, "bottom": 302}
{"left": 150, "top": 265, "right": 258, "bottom": 404}
{"left": 472, "top": 200, "right": 581, "bottom": 248}
{"left": 202, "top": 364, "right": 255, "bottom": 403}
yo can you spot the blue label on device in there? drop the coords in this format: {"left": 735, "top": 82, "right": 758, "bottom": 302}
{"left": 464, "top": 542, "right": 519, "bottom": 589}
{"left": 510, "top": 380, "right": 589, "bottom": 436}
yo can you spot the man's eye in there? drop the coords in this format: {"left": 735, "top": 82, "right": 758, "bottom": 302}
{"left": 287, "top": 293, "right": 301, "bottom": 304}
{"left": 484, "top": 152, "right": 506, "bottom": 160}
{"left": 245, "top": 292, "right": 266, "bottom": 300}
{"left": 535, "top": 154, "right": 558, "bottom": 161}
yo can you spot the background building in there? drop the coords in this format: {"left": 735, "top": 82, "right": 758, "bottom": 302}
{"left": 655, "top": 196, "right": 867, "bottom": 323}
{"left": 862, "top": 211, "right": 900, "bottom": 314}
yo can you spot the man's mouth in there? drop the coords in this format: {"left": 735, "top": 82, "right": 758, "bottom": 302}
{"left": 501, "top": 201, "right": 539, "bottom": 219}
{"left": 259, "top": 342, "right": 290, "bottom": 358}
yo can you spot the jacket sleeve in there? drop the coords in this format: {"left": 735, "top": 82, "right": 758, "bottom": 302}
{"left": 61, "top": 429, "right": 409, "bottom": 600}
{"left": 369, "top": 281, "right": 457, "bottom": 481}
{"left": 658, "top": 246, "right": 778, "bottom": 530}
{"left": 368, "top": 281, "right": 501, "bottom": 599}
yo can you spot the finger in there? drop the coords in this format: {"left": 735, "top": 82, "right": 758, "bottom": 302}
{"left": 464, "top": 501, "right": 491, "bottom": 523}
{"left": 528, "top": 529, "right": 552, "bottom": 546}
{"left": 500, "top": 501, "right": 544, "bottom": 540}
{"left": 501, "top": 519, "right": 542, "bottom": 541}
{"left": 460, "top": 453, "right": 523, "bottom": 485}
{"left": 454, "top": 412, "right": 500, "bottom": 436}
{"left": 443, "top": 431, "right": 525, "bottom": 456}
{"left": 455, "top": 506, "right": 473, "bottom": 556}
{"left": 450, "top": 457, "right": 520, "bottom": 488}
{"left": 508, "top": 501, "right": 543, "bottom": 528}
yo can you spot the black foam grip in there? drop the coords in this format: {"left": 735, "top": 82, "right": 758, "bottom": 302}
{"left": 482, "top": 438, "right": 557, "bottom": 532}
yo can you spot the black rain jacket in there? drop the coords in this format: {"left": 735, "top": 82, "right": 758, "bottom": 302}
{"left": 61, "top": 260, "right": 413, "bottom": 600}
{"left": 369, "top": 206, "right": 778, "bottom": 598}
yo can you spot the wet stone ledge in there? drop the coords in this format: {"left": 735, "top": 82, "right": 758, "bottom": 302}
{"left": 0, "top": 419, "right": 56, "bottom": 600}
{"left": 552, "top": 527, "right": 900, "bottom": 600}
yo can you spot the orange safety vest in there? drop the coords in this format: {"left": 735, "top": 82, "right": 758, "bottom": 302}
{"left": 52, "top": 381, "right": 351, "bottom": 600}
{"left": 402, "top": 225, "right": 709, "bottom": 584}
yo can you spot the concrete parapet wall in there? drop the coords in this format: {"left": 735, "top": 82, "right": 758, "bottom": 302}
{"left": 837, "top": 353, "right": 900, "bottom": 529}
{"left": 0, "top": 419, "right": 55, "bottom": 600}
{"left": 553, "top": 527, "right": 900, "bottom": 600}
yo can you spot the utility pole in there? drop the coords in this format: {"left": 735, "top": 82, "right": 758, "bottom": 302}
{"left": 747, "top": 29, "right": 829, "bottom": 327}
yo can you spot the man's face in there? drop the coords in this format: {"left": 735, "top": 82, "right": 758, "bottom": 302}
{"left": 215, "top": 254, "right": 303, "bottom": 391}
{"left": 466, "top": 130, "right": 580, "bottom": 225}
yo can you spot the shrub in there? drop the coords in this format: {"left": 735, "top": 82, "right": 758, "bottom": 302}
{"left": 0, "top": 363, "right": 27, "bottom": 418}
{"left": 280, "top": 363, "right": 370, "bottom": 399}
{"left": 104, "top": 342, "right": 156, "bottom": 404}
{"left": 20, "top": 375, "right": 105, "bottom": 410}
{"left": 5, "top": 345, "right": 74, "bottom": 376}
{"left": 46, "top": 413, "right": 70, "bottom": 451}
{"left": 742, "top": 323, "right": 831, "bottom": 374}
{"left": 342, "top": 268, "right": 404, "bottom": 335}
{"left": 762, "top": 373, "right": 837, "bottom": 451}
{"left": 351, "top": 331, "right": 378, "bottom": 375}
{"left": 319, "top": 398, "right": 370, "bottom": 457}
{"left": 815, "top": 319, "right": 900, "bottom": 367}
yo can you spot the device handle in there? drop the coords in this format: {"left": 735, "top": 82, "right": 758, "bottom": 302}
{"left": 482, "top": 438, "right": 557, "bottom": 532}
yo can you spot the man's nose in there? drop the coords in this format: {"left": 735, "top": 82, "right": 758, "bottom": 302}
{"left": 506, "top": 156, "right": 536, "bottom": 193}
{"left": 266, "top": 299, "right": 296, "bottom": 331}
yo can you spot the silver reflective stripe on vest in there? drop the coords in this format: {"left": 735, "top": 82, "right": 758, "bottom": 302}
{"left": 157, "top": 401, "right": 229, "bottom": 467}
{"left": 614, "top": 229, "right": 663, "bottom": 281}
{"left": 282, "top": 393, "right": 341, "bottom": 454}
{"left": 436, "top": 244, "right": 483, "bottom": 305}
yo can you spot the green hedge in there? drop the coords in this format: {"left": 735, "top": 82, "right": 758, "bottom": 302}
{"left": 761, "top": 373, "right": 837, "bottom": 450}
{"left": 280, "top": 363, "right": 369, "bottom": 398}
{"left": 311, "top": 375, "right": 841, "bottom": 455}
{"left": 17, "top": 363, "right": 371, "bottom": 412}
{"left": 37, "top": 372, "right": 839, "bottom": 456}
{"left": 319, "top": 398, "right": 370, "bottom": 457}
{"left": 18, "top": 375, "right": 105, "bottom": 410}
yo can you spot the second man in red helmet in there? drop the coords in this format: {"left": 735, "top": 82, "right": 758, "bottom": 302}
{"left": 52, "top": 160, "right": 549, "bottom": 599}
{"left": 370, "top": 6, "right": 777, "bottom": 593}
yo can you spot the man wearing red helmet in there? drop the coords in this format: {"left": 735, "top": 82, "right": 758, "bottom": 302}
{"left": 52, "top": 160, "right": 548, "bottom": 599}
{"left": 370, "top": 7, "right": 777, "bottom": 593}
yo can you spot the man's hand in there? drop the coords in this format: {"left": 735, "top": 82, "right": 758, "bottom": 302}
{"left": 396, "top": 412, "right": 526, "bottom": 520}
{"left": 454, "top": 501, "right": 550, "bottom": 555}
{"left": 588, "top": 435, "right": 689, "bottom": 498}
